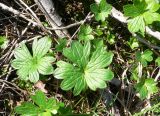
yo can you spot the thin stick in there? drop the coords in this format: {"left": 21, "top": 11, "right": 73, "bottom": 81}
{"left": 46, "top": 20, "right": 84, "bottom": 30}
{"left": 0, "top": 3, "right": 38, "bottom": 26}
{"left": 17, "top": 0, "right": 44, "bottom": 28}
{"left": 67, "top": 12, "right": 92, "bottom": 46}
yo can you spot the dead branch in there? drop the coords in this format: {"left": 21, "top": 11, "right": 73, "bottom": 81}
{"left": 34, "top": 0, "right": 70, "bottom": 38}
{"left": 0, "top": 3, "right": 38, "bottom": 26}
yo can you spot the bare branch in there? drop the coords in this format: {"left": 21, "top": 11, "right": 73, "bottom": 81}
{"left": 34, "top": 0, "right": 70, "bottom": 38}
{"left": 0, "top": 3, "right": 38, "bottom": 26}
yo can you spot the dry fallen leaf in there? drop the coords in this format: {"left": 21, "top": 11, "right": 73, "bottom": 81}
{"left": 34, "top": 81, "right": 48, "bottom": 93}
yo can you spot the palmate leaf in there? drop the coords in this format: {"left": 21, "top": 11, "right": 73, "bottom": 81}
{"left": 55, "top": 38, "right": 67, "bottom": 52}
{"left": 145, "top": 0, "right": 160, "bottom": 12}
{"left": 135, "top": 78, "right": 158, "bottom": 99}
{"left": 54, "top": 61, "right": 87, "bottom": 95}
{"left": 128, "top": 16, "right": 145, "bottom": 35}
{"left": 11, "top": 36, "right": 55, "bottom": 83}
{"left": 143, "top": 12, "right": 160, "bottom": 25}
{"left": 15, "top": 102, "right": 40, "bottom": 116}
{"left": 123, "top": 1, "right": 147, "bottom": 17}
{"left": 90, "top": 0, "right": 112, "bottom": 21}
{"left": 136, "top": 49, "right": 153, "bottom": 67}
{"left": 78, "top": 25, "right": 94, "bottom": 41}
{"left": 63, "top": 41, "right": 91, "bottom": 68}
{"left": 54, "top": 41, "right": 114, "bottom": 96}
{"left": 15, "top": 91, "right": 63, "bottom": 116}
{"left": 32, "top": 36, "right": 52, "bottom": 58}
{"left": 123, "top": 0, "right": 160, "bottom": 34}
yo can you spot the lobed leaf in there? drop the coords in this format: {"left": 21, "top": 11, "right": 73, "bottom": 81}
{"left": 143, "top": 12, "right": 160, "bottom": 24}
{"left": 31, "top": 91, "right": 47, "bottom": 109}
{"left": 63, "top": 41, "right": 90, "bottom": 68}
{"left": 78, "top": 25, "right": 94, "bottom": 41}
{"left": 32, "top": 36, "right": 52, "bottom": 58}
{"left": 15, "top": 102, "right": 40, "bottom": 115}
{"left": 135, "top": 78, "right": 158, "bottom": 99}
{"left": 128, "top": 16, "right": 145, "bottom": 35}
{"left": 54, "top": 41, "right": 114, "bottom": 96}
{"left": 15, "top": 91, "right": 62, "bottom": 115}
{"left": 14, "top": 43, "right": 32, "bottom": 61}
{"left": 90, "top": 0, "right": 112, "bottom": 21}
{"left": 11, "top": 36, "right": 54, "bottom": 83}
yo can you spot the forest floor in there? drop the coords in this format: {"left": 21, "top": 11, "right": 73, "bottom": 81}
{"left": 0, "top": 0, "right": 160, "bottom": 116}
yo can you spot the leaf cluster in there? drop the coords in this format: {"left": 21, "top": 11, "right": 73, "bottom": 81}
{"left": 135, "top": 78, "right": 158, "bottom": 99}
{"left": 135, "top": 49, "right": 153, "bottom": 67}
{"left": 90, "top": 0, "right": 112, "bottom": 21}
{"left": 123, "top": 0, "right": 160, "bottom": 34}
{"left": 15, "top": 91, "right": 65, "bottom": 116}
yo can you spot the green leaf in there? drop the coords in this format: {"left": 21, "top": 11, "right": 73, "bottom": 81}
{"left": 136, "top": 82, "right": 148, "bottom": 99}
{"left": 143, "top": 12, "right": 160, "bottom": 24}
{"left": 32, "top": 36, "right": 52, "bottom": 58}
{"left": 145, "top": 0, "right": 160, "bottom": 12}
{"left": 128, "top": 16, "right": 145, "bottom": 35}
{"left": 37, "top": 56, "right": 55, "bottom": 75}
{"left": 63, "top": 41, "right": 90, "bottom": 68}
{"left": 15, "top": 91, "right": 65, "bottom": 115}
{"left": 31, "top": 91, "right": 47, "bottom": 109}
{"left": 107, "top": 33, "right": 116, "bottom": 44}
{"left": 141, "top": 49, "right": 153, "bottom": 62}
{"left": 123, "top": 0, "right": 160, "bottom": 34}
{"left": 135, "top": 78, "right": 158, "bottom": 99}
{"left": 16, "top": 61, "right": 32, "bottom": 80}
{"left": 55, "top": 38, "right": 67, "bottom": 52}
{"left": 78, "top": 25, "right": 94, "bottom": 41}
{"left": 90, "top": 3, "right": 99, "bottom": 13}
{"left": 14, "top": 43, "right": 32, "bottom": 61}
{"left": 29, "top": 69, "right": 39, "bottom": 83}
{"left": 136, "top": 49, "right": 153, "bottom": 67}
{"left": 90, "top": 0, "right": 112, "bottom": 21}
{"left": 85, "top": 68, "right": 114, "bottom": 91}
{"left": 145, "top": 79, "right": 158, "bottom": 93}
{"left": 15, "top": 102, "right": 39, "bottom": 115}
{"left": 39, "top": 112, "right": 52, "bottom": 116}
{"left": 54, "top": 41, "right": 114, "bottom": 96}
{"left": 11, "top": 36, "right": 54, "bottom": 83}
{"left": 86, "top": 47, "right": 113, "bottom": 69}
{"left": 92, "top": 39, "right": 104, "bottom": 49}
{"left": 155, "top": 57, "right": 160, "bottom": 66}
{"left": 55, "top": 61, "right": 87, "bottom": 96}
{"left": 45, "top": 98, "right": 58, "bottom": 110}
{"left": 127, "top": 37, "right": 139, "bottom": 49}
{"left": 123, "top": 3, "right": 147, "bottom": 17}
{"left": 0, "top": 36, "right": 8, "bottom": 49}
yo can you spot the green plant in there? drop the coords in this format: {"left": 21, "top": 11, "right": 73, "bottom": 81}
{"left": 54, "top": 41, "right": 114, "bottom": 96}
{"left": 0, "top": 36, "right": 8, "bottom": 49}
{"left": 15, "top": 90, "right": 65, "bottom": 115}
{"left": 127, "top": 37, "right": 139, "bottom": 49}
{"left": 90, "top": 0, "right": 112, "bottom": 21}
{"left": 11, "top": 36, "right": 55, "bottom": 83}
{"left": 135, "top": 49, "right": 153, "bottom": 67}
{"left": 155, "top": 57, "right": 160, "bottom": 66}
{"left": 55, "top": 38, "right": 67, "bottom": 52}
{"left": 135, "top": 78, "right": 158, "bottom": 99}
{"left": 123, "top": 0, "right": 160, "bottom": 34}
{"left": 78, "top": 25, "right": 94, "bottom": 41}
